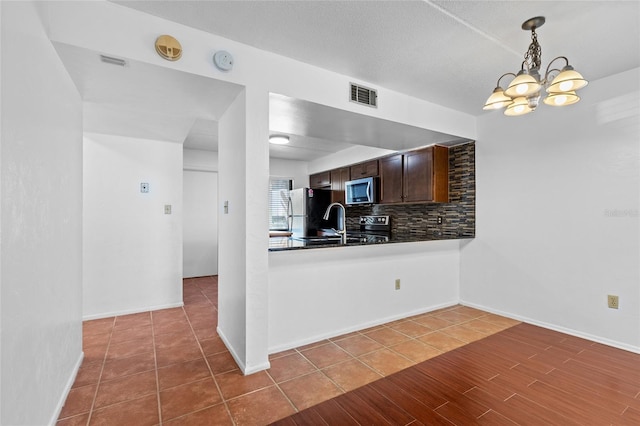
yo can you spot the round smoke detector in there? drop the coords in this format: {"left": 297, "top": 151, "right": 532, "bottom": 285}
{"left": 155, "top": 35, "right": 182, "bottom": 61}
{"left": 213, "top": 50, "right": 234, "bottom": 71}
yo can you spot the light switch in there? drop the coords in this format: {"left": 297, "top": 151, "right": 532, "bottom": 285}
{"left": 140, "top": 183, "right": 149, "bottom": 193}
{"left": 224, "top": 201, "right": 229, "bottom": 214}
{"left": 164, "top": 205, "right": 172, "bottom": 214}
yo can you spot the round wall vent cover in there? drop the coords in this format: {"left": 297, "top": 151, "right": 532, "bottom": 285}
{"left": 155, "top": 35, "right": 182, "bottom": 61}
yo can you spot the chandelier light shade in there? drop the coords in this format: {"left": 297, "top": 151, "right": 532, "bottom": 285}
{"left": 546, "top": 66, "right": 588, "bottom": 93}
{"left": 483, "top": 16, "right": 588, "bottom": 116}
{"left": 482, "top": 86, "right": 514, "bottom": 110}
{"left": 504, "top": 96, "right": 533, "bottom": 116}
{"left": 504, "top": 71, "right": 541, "bottom": 98}
{"left": 543, "top": 90, "right": 580, "bottom": 106}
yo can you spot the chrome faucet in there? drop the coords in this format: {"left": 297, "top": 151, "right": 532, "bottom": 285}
{"left": 323, "top": 202, "right": 347, "bottom": 244}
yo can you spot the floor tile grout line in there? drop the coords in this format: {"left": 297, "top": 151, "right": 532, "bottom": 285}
{"left": 183, "top": 285, "right": 236, "bottom": 425}
{"left": 295, "top": 325, "right": 465, "bottom": 379}
{"left": 149, "top": 311, "right": 163, "bottom": 426}
{"left": 271, "top": 381, "right": 304, "bottom": 414}
{"left": 84, "top": 316, "right": 115, "bottom": 426}
{"left": 286, "top": 346, "right": 351, "bottom": 406}
{"left": 321, "top": 356, "right": 385, "bottom": 392}
{"left": 70, "top": 284, "right": 527, "bottom": 425}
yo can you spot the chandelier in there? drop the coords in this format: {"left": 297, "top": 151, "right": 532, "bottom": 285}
{"left": 483, "top": 16, "right": 588, "bottom": 116}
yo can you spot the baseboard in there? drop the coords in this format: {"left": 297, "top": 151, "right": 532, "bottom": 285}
{"left": 49, "top": 351, "right": 84, "bottom": 426}
{"left": 268, "top": 300, "right": 459, "bottom": 354}
{"left": 216, "top": 327, "right": 271, "bottom": 375}
{"left": 460, "top": 300, "right": 640, "bottom": 355}
{"left": 244, "top": 360, "right": 272, "bottom": 375}
{"left": 82, "top": 301, "right": 184, "bottom": 321}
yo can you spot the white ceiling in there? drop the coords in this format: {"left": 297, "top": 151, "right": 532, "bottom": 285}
{"left": 54, "top": 42, "right": 243, "bottom": 148}
{"left": 114, "top": 0, "right": 640, "bottom": 115}
{"left": 58, "top": 1, "right": 639, "bottom": 161}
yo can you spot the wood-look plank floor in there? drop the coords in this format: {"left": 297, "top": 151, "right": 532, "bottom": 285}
{"left": 272, "top": 323, "right": 640, "bottom": 425}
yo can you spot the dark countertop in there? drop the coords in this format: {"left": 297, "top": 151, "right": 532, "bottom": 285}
{"left": 268, "top": 232, "right": 473, "bottom": 251}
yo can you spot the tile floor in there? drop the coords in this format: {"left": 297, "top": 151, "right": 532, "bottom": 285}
{"left": 57, "top": 276, "right": 520, "bottom": 425}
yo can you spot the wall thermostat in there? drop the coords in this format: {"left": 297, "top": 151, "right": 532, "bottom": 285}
{"left": 213, "top": 50, "right": 234, "bottom": 71}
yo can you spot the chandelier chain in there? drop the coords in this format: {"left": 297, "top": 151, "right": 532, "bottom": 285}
{"left": 524, "top": 29, "right": 542, "bottom": 71}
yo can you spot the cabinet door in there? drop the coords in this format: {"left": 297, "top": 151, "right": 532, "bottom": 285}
{"left": 403, "top": 147, "right": 433, "bottom": 203}
{"left": 379, "top": 154, "right": 404, "bottom": 204}
{"left": 350, "top": 160, "right": 379, "bottom": 178}
{"left": 432, "top": 145, "right": 449, "bottom": 203}
{"left": 309, "top": 171, "right": 330, "bottom": 189}
{"left": 330, "top": 167, "right": 350, "bottom": 203}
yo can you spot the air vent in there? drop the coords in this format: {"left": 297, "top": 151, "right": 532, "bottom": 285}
{"left": 100, "top": 55, "right": 127, "bottom": 67}
{"left": 350, "top": 83, "right": 377, "bottom": 108}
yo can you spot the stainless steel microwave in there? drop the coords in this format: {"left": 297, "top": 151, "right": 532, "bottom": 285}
{"left": 345, "top": 177, "right": 377, "bottom": 205}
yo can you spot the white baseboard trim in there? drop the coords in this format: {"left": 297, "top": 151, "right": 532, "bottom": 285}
{"left": 268, "top": 300, "right": 459, "bottom": 354}
{"left": 216, "top": 327, "right": 271, "bottom": 375}
{"left": 460, "top": 300, "right": 640, "bottom": 355}
{"left": 49, "top": 351, "right": 84, "bottom": 426}
{"left": 82, "top": 301, "right": 184, "bottom": 321}
{"left": 244, "top": 361, "right": 272, "bottom": 375}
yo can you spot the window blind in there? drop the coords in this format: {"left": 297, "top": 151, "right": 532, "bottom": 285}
{"left": 269, "top": 177, "right": 292, "bottom": 231}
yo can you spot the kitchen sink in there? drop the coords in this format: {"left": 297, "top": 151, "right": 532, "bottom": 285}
{"left": 292, "top": 233, "right": 389, "bottom": 245}
{"left": 292, "top": 235, "right": 342, "bottom": 244}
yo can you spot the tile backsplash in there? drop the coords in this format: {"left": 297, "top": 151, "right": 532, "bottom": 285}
{"left": 346, "top": 141, "right": 475, "bottom": 238}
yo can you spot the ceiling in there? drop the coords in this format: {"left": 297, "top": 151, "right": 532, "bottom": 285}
{"left": 61, "top": 1, "right": 639, "bottom": 161}
{"left": 55, "top": 43, "right": 243, "bottom": 145}
{"left": 114, "top": 0, "right": 639, "bottom": 115}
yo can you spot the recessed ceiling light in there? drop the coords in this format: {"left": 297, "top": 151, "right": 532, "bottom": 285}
{"left": 269, "top": 135, "right": 290, "bottom": 145}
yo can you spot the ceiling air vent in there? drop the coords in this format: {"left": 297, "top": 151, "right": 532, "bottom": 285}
{"left": 350, "top": 83, "right": 377, "bottom": 108}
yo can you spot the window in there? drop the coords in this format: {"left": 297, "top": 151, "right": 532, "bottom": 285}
{"left": 269, "top": 177, "right": 292, "bottom": 231}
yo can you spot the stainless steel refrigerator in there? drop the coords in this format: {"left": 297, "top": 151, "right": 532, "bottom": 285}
{"left": 289, "top": 188, "right": 334, "bottom": 237}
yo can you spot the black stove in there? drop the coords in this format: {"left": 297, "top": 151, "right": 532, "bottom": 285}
{"left": 347, "top": 215, "right": 391, "bottom": 243}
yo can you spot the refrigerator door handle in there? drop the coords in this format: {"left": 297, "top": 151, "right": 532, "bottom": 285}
{"left": 287, "top": 196, "right": 293, "bottom": 232}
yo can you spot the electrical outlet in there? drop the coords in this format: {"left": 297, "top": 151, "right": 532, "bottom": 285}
{"left": 437, "top": 216, "right": 443, "bottom": 225}
{"left": 395, "top": 279, "right": 401, "bottom": 290}
{"left": 607, "top": 295, "right": 619, "bottom": 309}
{"left": 164, "top": 204, "right": 172, "bottom": 215}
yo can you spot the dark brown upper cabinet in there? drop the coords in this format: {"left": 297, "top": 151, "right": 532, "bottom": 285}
{"left": 380, "top": 145, "right": 449, "bottom": 204}
{"left": 330, "top": 167, "right": 350, "bottom": 203}
{"left": 309, "top": 171, "right": 331, "bottom": 189}
{"left": 349, "top": 159, "right": 379, "bottom": 179}
{"left": 379, "top": 154, "right": 404, "bottom": 204}
{"left": 309, "top": 145, "right": 448, "bottom": 204}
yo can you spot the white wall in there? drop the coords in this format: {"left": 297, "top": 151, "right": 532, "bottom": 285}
{"left": 218, "top": 91, "right": 249, "bottom": 371}
{"left": 183, "top": 149, "right": 219, "bottom": 278}
{"left": 269, "top": 158, "right": 309, "bottom": 189}
{"left": 269, "top": 240, "right": 462, "bottom": 352}
{"left": 44, "top": 0, "right": 476, "bottom": 375}
{"left": 83, "top": 133, "right": 183, "bottom": 319}
{"left": 308, "top": 145, "right": 396, "bottom": 174}
{"left": 44, "top": 2, "right": 476, "bottom": 141}
{"left": 1, "top": 2, "right": 83, "bottom": 424}
{"left": 461, "top": 68, "right": 640, "bottom": 352}
{"left": 184, "top": 148, "right": 219, "bottom": 172}
{"left": 218, "top": 87, "right": 271, "bottom": 374}
{"left": 183, "top": 170, "right": 218, "bottom": 277}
